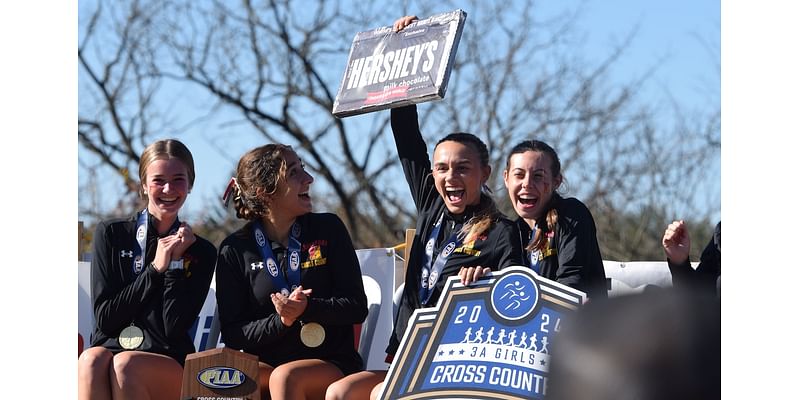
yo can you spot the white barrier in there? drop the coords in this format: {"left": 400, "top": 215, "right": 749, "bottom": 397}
{"left": 353, "top": 248, "right": 399, "bottom": 369}
{"left": 602, "top": 260, "right": 698, "bottom": 297}
{"left": 77, "top": 261, "right": 93, "bottom": 355}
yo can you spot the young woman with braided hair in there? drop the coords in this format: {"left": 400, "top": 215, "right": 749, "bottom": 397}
{"left": 216, "top": 144, "right": 368, "bottom": 400}
{"left": 503, "top": 140, "right": 608, "bottom": 300}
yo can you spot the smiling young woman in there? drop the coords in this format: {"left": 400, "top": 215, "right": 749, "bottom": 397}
{"left": 78, "top": 139, "right": 217, "bottom": 400}
{"left": 215, "top": 144, "right": 368, "bottom": 400}
{"left": 503, "top": 140, "right": 607, "bottom": 300}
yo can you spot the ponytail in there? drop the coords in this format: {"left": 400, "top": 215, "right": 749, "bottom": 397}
{"left": 460, "top": 192, "right": 501, "bottom": 243}
{"left": 526, "top": 195, "right": 560, "bottom": 252}
{"left": 226, "top": 144, "right": 291, "bottom": 220}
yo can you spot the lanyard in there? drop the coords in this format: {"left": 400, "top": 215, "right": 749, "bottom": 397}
{"left": 253, "top": 220, "right": 303, "bottom": 297}
{"left": 420, "top": 213, "right": 463, "bottom": 305}
{"left": 132, "top": 209, "right": 181, "bottom": 275}
{"left": 527, "top": 224, "right": 543, "bottom": 274}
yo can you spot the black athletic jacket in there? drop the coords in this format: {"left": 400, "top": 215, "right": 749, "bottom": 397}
{"left": 668, "top": 221, "right": 721, "bottom": 295}
{"left": 514, "top": 194, "right": 608, "bottom": 300}
{"left": 387, "top": 105, "right": 524, "bottom": 356}
{"left": 90, "top": 212, "right": 217, "bottom": 365}
{"left": 215, "top": 213, "right": 368, "bottom": 375}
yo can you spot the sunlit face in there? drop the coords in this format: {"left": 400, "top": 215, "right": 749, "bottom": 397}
{"left": 268, "top": 150, "right": 314, "bottom": 219}
{"left": 432, "top": 141, "right": 490, "bottom": 214}
{"left": 503, "top": 150, "right": 561, "bottom": 225}
{"left": 142, "top": 158, "right": 191, "bottom": 221}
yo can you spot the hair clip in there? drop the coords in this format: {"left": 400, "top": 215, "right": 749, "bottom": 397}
{"left": 222, "top": 177, "right": 240, "bottom": 208}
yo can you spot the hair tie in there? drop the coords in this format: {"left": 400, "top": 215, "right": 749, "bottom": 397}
{"left": 222, "top": 177, "right": 242, "bottom": 208}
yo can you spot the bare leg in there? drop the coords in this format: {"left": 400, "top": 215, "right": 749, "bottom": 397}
{"left": 325, "top": 370, "right": 387, "bottom": 400}
{"left": 369, "top": 377, "right": 387, "bottom": 400}
{"left": 110, "top": 351, "right": 183, "bottom": 400}
{"left": 269, "top": 359, "right": 343, "bottom": 400}
{"left": 259, "top": 361, "right": 275, "bottom": 400}
{"left": 78, "top": 347, "right": 113, "bottom": 400}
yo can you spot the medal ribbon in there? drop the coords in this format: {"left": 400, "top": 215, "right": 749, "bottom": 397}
{"left": 419, "top": 213, "right": 463, "bottom": 305}
{"left": 527, "top": 225, "right": 541, "bottom": 274}
{"left": 132, "top": 209, "right": 182, "bottom": 275}
{"left": 253, "top": 220, "right": 302, "bottom": 294}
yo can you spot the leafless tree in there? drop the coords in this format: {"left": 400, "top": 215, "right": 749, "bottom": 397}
{"left": 78, "top": 0, "right": 174, "bottom": 220}
{"left": 78, "top": 0, "right": 720, "bottom": 260}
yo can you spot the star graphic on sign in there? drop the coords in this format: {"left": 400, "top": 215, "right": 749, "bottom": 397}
{"left": 438, "top": 350, "right": 444, "bottom": 356}
{"left": 449, "top": 349, "right": 455, "bottom": 355}
{"left": 459, "top": 349, "right": 465, "bottom": 355}
{"left": 540, "top": 359, "right": 546, "bottom": 366}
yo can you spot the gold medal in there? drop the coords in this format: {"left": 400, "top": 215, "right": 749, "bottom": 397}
{"left": 300, "top": 322, "right": 325, "bottom": 348}
{"left": 118, "top": 325, "right": 144, "bottom": 350}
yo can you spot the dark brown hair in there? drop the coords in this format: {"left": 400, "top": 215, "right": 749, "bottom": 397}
{"left": 435, "top": 133, "right": 499, "bottom": 242}
{"left": 231, "top": 144, "right": 292, "bottom": 220}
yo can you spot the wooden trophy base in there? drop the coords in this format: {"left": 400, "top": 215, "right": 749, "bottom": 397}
{"left": 181, "top": 347, "right": 260, "bottom": 400}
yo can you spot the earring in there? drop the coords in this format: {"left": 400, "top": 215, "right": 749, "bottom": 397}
{"left": 144, "top": 191, "right": 148, "bottom": 195}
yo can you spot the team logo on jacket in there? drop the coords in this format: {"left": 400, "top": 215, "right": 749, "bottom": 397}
{"left": 255, "top": 229, "right": 266, "bottom": 247}
{"left": 309, "top": 245, "right": 322, "bottom": 260}
{"left": 421, "top": 268, "right": 430, "bottom": 289}
{"left": 251, "top": 261, "right": 264, "bottom": 271}
{"left": 267, "top": 259, "right": 279, "bottom": 277}
{"left": 290, "top": 252, "right": 300, "bottom": 271}
{"left": 120, "top": 250, "right": 133, "bottom": 258}
{"left": 197, "top": 366, "right": 245, "bottom": 389}
{"left": 378, "top": 266, "right": 587, "bottom": 400}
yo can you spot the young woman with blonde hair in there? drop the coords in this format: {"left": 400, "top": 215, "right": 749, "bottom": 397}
{"left": 78, "top": 139, "right": 217, "bottom": 400}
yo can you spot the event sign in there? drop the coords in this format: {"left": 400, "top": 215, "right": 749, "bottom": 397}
{"left": 332, "top": 10, "right": 466, "bottom": 117}
{"left": 378, "top": 266, "right": 586, "bottom": 399}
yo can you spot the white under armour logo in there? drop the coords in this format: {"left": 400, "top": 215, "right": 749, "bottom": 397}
{"left": 120, "top": 250, "right": 134, "bottom": 258}
{"left": 251, "top": 262, "right": 264, "bottom": 270}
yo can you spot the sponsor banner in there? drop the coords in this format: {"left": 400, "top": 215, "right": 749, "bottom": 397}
{"left": 332, "top": 9, "right": 466, "bottom": 117}
{"left": 379, "top": 266, "right": 586, "bottom": 400}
